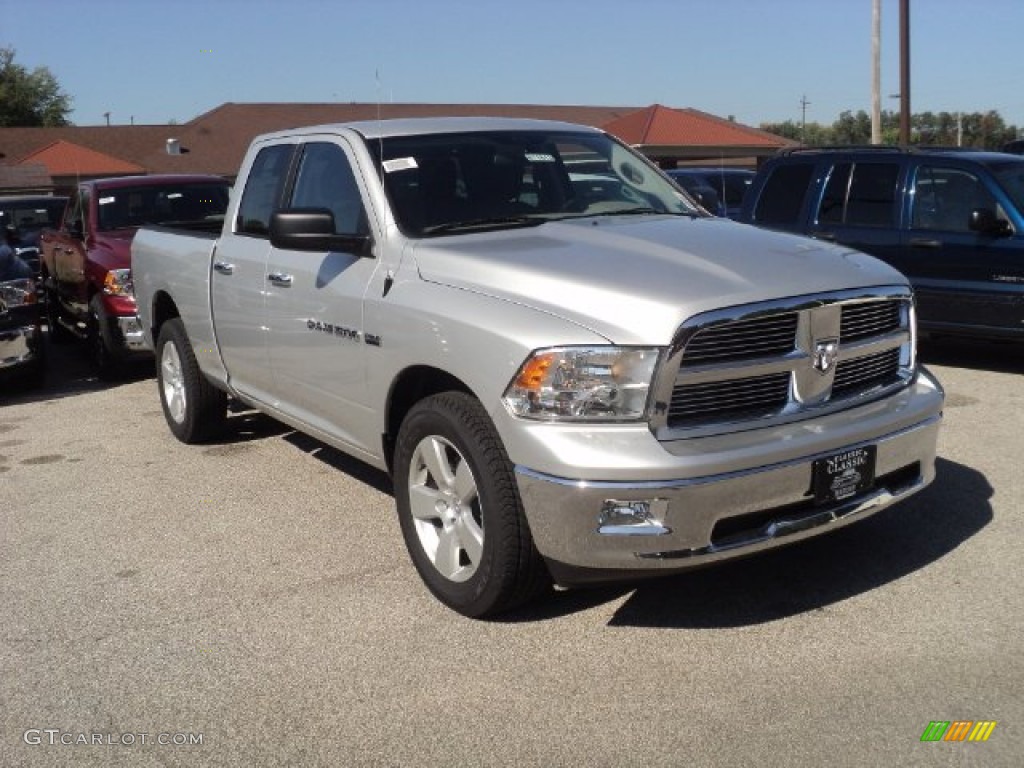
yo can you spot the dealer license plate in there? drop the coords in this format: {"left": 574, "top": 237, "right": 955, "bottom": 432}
{"left": 812, "top": 446, "right": 877, "bottom": 505}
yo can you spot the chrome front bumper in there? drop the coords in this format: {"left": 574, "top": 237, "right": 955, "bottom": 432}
{"left": 513, "top": 370, "right": 943, "bottom": 580}
{"left": 0, "top": 324, "right": 42, "bottom": 370}
{"left": 115, "top": 314, "right": 149, "bottom": 353}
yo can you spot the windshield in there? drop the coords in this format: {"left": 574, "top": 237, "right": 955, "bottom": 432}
{"left": 989, "top": 160, "right": 1024, "bottom": 214}
{"left": 95, "top": 182, "right": 230, "bottom": 231}
{"left": 368, "top": 130, "right": 699, "bottom": 236}
{"left": 0, "top": 198, "right": 66, "bottom": 246}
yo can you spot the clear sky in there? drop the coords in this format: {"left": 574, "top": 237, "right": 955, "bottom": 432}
{"left": 3, "top": 0, "right": 1022, "bottom": 130}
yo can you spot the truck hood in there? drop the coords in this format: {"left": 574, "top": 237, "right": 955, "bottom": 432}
{"left": 411, "top": 215, "right": 908, "bottom": 344}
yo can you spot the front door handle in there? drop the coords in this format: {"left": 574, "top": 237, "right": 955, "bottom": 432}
{"left": 213, "top": 261, "right": 235, "bottom": 275}
{"left": 267, "top": 272, "right": 293, "bottom": 287}
{"left": 812, "top": 231, "right": 836, "bottom": 242}
{"left": 909, "top": 238, "right": 942, "bottom": 249}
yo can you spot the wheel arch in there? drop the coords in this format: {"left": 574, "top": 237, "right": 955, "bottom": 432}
{"left": 148, "top": 290, "right": 181, "bottom": 345}
{"left": 383, "top": 365, "right": 475, "bottom": 475}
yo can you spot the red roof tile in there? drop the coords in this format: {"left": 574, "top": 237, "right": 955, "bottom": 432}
{"left": 604, "top": 104, "right": 788, "bottom": 148}
{"left": 18, "top": 140, "right": 144, "bottom": 175}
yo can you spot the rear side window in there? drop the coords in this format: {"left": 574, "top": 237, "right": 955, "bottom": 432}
{"left": 236, "top": 144, "right": 295, "bottom": 236}
{"left": 752, "top": 163, "right": 814, "bottom": 229}
{"left": 817, "top": 162, "right": 899, "bottom": 228}
{"left": 289, "top": 142, "right": 368, "bottom": 235}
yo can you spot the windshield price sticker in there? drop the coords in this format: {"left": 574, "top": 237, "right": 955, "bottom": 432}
{"left": 812, "top": 445, "right": 877, "bottom": 505}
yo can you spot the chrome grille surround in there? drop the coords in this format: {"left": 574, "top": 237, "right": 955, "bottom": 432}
{"left": 649, "top": 286, "right": 916, "bottom": 439}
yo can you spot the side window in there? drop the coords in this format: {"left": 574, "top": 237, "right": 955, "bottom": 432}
{"left": 911, "top": 166, "right": 997, "bottom": 232}
{"left": 752, "top": 163, "right": 814, "bottom": 229}
{"left": 289, "top": 142, "right": 368, "bottom": 235}
{"left": 843, "top": 163, "right": 899, "bottom": 228}
{"left": 236, "top": 144, "right": 295, "bottom": 236}
{"left": 818, "top": 163, "right": 851, "bottom": 225}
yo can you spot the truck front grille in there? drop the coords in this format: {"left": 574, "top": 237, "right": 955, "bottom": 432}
{"left": 681, "top": 313, "right": 798, "bottom": 366}
{"left": 832, "top": 348, "right": 901, "bottom": 396}
{"left": 656, "top": 289, "right": 915, "bottom": 436}
{"left": 669, "top": 372, "right": 791, "bottom": 423}
{"left": 840, "top": 301, "right": 901, "bottom": 342}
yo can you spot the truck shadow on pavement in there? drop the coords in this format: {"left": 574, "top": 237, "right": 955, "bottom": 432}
{"left": 0, "top": 333, "right": 152, "bottom": 405}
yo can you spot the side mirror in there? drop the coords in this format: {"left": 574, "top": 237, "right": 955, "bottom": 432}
{"left": 269, "top": 208, "right": 372, "bottom": 255}
{"left": 969, "top": 207, "right": 1012, "bottom": 237}
{"left": 692, "top": 188, "right": 724, "bottom": 216}
{"left": 66, "top": 219, "right": 85, "bottom": 240}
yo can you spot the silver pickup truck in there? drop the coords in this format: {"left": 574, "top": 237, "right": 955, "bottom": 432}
{"left": 132, "top": 117, "right": 944, "bottom": 617}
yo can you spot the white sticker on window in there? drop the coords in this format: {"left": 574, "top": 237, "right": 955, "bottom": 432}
{"left": 383, "top": 157, "right": 418, "bottom": 173}
{"left": 525, "top": 153, "right": 556, "bottom": 163}
{"left": 99, "top": 196, "right": 115, "bottom": 205}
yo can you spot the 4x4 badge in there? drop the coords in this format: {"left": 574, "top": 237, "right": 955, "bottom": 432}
{"left": 813, "top": 338, "right": 839, "bottom": 374}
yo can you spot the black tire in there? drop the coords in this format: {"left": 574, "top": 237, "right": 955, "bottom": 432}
{"left": 394, "top": 391, "right": 550, "bottom": 618}
{"left": 88, "top": 295, "right": 124, "bottom": 380}
{"left": 155, "top": 318, "right": 226, "bottom": 443}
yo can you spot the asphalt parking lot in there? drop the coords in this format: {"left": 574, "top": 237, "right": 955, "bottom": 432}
{"left": 1, "top": 336, "right": 1021, "bottom": 767}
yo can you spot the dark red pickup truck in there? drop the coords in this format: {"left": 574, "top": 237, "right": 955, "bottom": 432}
{"left": 40, "top": 175, "right": 230, "bottom": 377}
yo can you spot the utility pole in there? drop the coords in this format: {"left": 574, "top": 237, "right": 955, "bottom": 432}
{"left": 871, "top": 0, "right": 882, "bottom": 144}
{"left": 899, "top": 0, "right": 911, "bottom": 145}
{"left": 800, "top": 94, "right": 811, "bottom": 143}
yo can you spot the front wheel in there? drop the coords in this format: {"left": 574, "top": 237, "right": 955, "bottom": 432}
{"left": 88, "top": 295, "right": 124, "bottom": 380}
{"left": 394, "top": 392, "right": 550, "bottom": 618}
{"left": 156, "top": 318, "right": 226, "bottom": 443}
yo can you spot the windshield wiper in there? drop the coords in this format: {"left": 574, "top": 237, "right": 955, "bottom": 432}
{"left": 421, "top": 216, "right": 544, "bottom": 235}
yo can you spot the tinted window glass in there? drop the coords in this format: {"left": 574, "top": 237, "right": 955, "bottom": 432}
{"left": 818, "top": 163, "right": 851, "bottom": 225}
{"left": 236, "top": 144, "right": 295, "bottom": 236}
{"left": 843, "top": 163, "right": 899, "bottom": 228}
{"left": 95, "top": 183, "right": 229, "bottom": 231}
{"left": 912, "top": 166, "right": 996, "bottom": 232}
{"left": 753, "top": 163, "right": 814, "bottom": 229}
{"left": 289, "top": 142, "right": 367, "bottom": 235}
{"left": 369, "top": 130, "right": 696, "bottom": 237}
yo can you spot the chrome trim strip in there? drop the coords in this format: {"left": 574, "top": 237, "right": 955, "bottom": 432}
{"left": 635, "top": 482, "right": 914, "bottom": 561}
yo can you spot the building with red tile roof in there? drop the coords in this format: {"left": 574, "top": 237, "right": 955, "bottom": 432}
{"left": 0, "top": 102, "right": 792, "bottom": 193}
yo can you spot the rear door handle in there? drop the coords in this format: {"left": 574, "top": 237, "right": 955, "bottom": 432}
{"left": 909, "top": 238, "right": 942, "bottom": 249}
{"left": 213, "top": 261, "right": 235, "bottom": 275}
{"left": 812, "top": 231, "right": 836, "bottom": 242}
{"left": 267, "top": 272, "right": 293, "bottom": 287}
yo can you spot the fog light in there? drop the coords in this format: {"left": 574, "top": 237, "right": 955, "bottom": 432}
{"left": 598, "top": 499, "right": 671, "bottom": 536}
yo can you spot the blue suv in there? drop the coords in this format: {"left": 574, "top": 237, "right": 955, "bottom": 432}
{"left": 739, "top": 147, "right": 1024, "bottom": 342}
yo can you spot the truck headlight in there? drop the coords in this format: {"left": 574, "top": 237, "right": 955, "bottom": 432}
{"left": 103, "top": 268, "right": 134, "bottom": 298}
{"left": 0, "top": 277, "right": 37, "bottom": 308}
{"left": 503, "top": 346, "right": 661, "bottom": 421}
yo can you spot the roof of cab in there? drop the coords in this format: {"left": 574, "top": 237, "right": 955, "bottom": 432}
{"left": 255, "top": 116, "right": 605, "bottom": 143}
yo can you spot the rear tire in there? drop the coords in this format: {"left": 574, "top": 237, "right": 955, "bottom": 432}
{"left": 156, "top": 318, "right": 226, "bottom": 443}
{"left": 394, "top": 391, "right": 550, "bottom": 618}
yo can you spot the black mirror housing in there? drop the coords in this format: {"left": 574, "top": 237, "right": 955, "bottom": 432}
{"left": 269, "top": 208, "right": 372, "bottom": 255}
{"left": 969, "top": 208, "right": 1012, "bottom": 237}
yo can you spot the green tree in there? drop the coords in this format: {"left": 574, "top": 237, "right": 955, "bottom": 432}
{"left": 762, "top": 109, "right": 1019, "bottom": 149}
{"left": 0, "top": 46, "right": 72, "bottom": 126}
